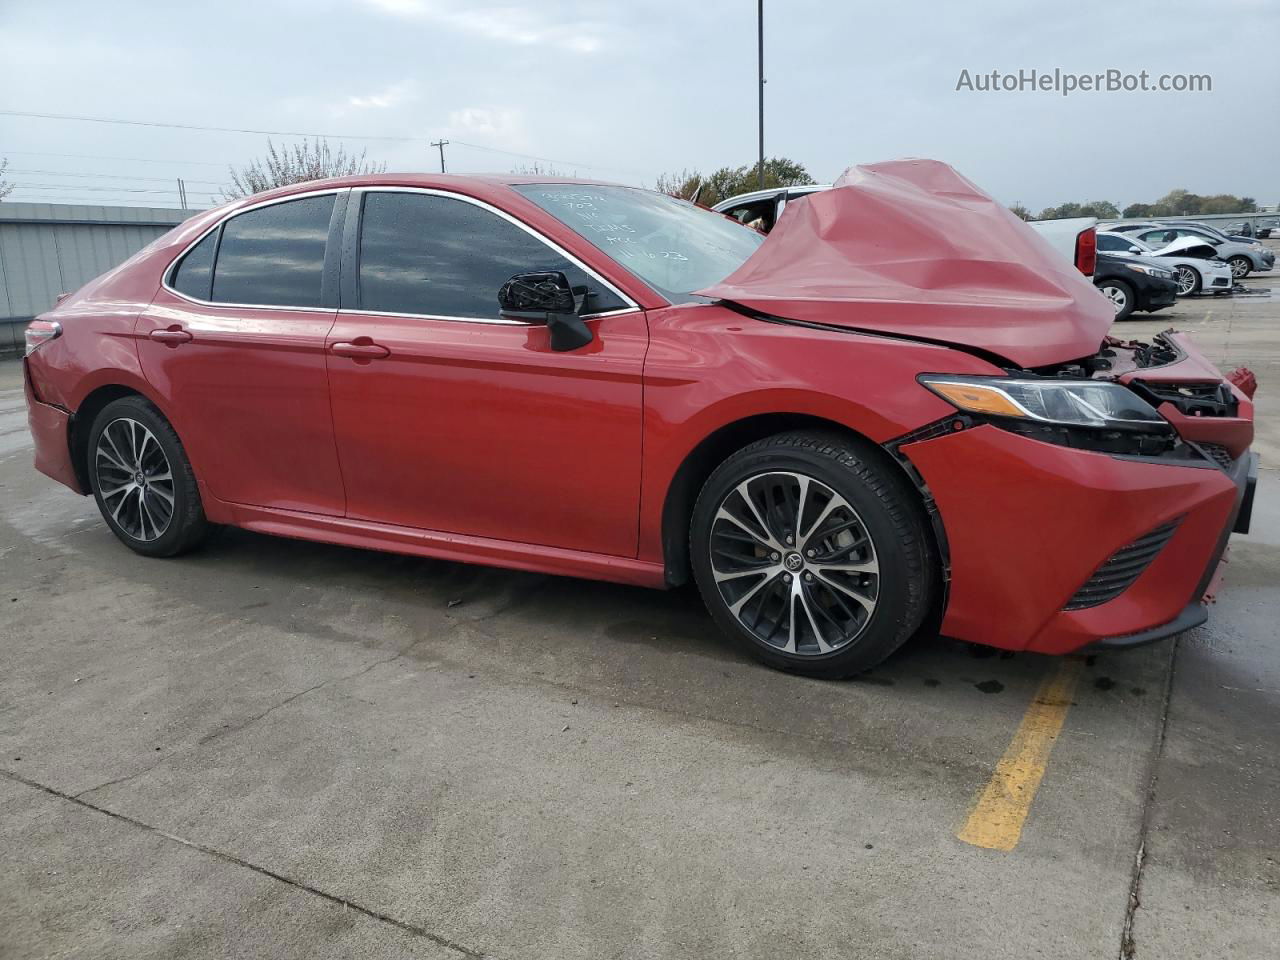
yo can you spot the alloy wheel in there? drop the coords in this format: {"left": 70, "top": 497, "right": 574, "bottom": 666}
{"left": 1175, "top": 267, "right": 1197, "bottom": 295}
{"left": 1229, "top": 257, "right": 1249, "bottom": 279}
{"left": 708, "top": 471, "right": 879, "bottom": 656}
{"left": 1101, "top": 284, "right": 1128, "bottom": 315}
{"left": 95, "top": 417, "right": 175, "bottom": 542}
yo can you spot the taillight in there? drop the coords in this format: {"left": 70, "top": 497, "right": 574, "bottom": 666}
{"left": 24, "top": 319, "right": 62, "bottom": 356}
{"left": 1074, "top": 227, "right": 1097, "bottom": 277}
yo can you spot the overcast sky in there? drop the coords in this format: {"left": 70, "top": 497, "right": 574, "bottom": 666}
{"left": 2, "top": 0, "right": 1277, "bottom": 211}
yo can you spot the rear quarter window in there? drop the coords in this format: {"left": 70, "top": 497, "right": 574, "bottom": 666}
{"left": 170, "top": 230, "right": 217, "bottom": 301}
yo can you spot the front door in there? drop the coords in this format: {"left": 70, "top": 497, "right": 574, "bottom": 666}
{"left": 136, "top": 191, "right": 347, "bottom": 515}
{"left": 324, "top": 189, "right": 647, "bottom": 558}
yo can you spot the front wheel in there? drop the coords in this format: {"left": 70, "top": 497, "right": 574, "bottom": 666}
{"left": 87, "top": 395, "right": 209, "bottom": 557}
{"left": 690, "top": 431, "right": 935, "bottom": 679}
{"left": 1098, "top": 279, "right": 1135, "bottom": 320}
{"left": 1227, "top": 255, "right": 1251, "bottom": 280}
{"left": 1174, "top": 264, "right": 1202, "bottom": 296}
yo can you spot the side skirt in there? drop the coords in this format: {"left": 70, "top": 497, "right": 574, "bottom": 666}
{"left": 223, "top": 501, "right": 669, "bottom": 590}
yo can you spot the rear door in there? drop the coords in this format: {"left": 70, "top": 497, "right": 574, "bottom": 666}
{"left": 324, "top": 187, "right": 648, "bottom": 557}
{"left": 136, "top": 191, "right": 348, "bottom": 515}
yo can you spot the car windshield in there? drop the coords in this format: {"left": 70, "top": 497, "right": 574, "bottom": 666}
{"left": 513, "top": 183, "right": 764, "bottom": 302}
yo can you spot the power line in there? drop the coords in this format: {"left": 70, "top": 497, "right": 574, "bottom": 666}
{"left": 0, "top": 108, "right": 649, "bottom": 177}
{"left": 9, "top": 167, "right": 223, "bottom": 185}
{"left": 2, "top": 149, "right": 229, "bottom": 167}
{"left": 12, "top": 182, "right": 184, "bottom": 194}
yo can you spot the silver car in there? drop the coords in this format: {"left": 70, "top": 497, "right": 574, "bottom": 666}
{"left": 1129, "top": 224, "right": 1273, "bottom": 279}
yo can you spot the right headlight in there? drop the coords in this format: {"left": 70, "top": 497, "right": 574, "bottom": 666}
{"left": 1125, "top": 263, "right": 1174, "bottom": 280}
{"left": 918, "top": 375, "right": 1167, "bottom": 431}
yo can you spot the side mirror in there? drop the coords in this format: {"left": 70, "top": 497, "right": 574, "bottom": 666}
{"left": 1129, "top": 246, "right": 1142, "bottom": 254}
{"left": 498, "top": 271, "right": 594, "bottom": 352}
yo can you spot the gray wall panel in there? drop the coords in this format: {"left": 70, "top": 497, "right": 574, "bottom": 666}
{"left": 0, "top": 203, "right": 198, "bottom": 330}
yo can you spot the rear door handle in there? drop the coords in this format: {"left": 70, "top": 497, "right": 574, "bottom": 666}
{"left": 148, "top": 326, "right": 193, "bottom": 345}
{"left": 330, "top": 339, "right": 390, "bottom": 360}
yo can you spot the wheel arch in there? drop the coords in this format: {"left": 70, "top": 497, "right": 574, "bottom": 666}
{"left": 659, "top": 412, "right": 943, "bottom": 590}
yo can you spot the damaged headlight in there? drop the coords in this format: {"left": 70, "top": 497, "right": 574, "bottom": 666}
{"left": 919, "top": 375, "right": 1167, "bottom": 430}
{"left": 918, "top": 375, "right": 1177, "bottom": 456}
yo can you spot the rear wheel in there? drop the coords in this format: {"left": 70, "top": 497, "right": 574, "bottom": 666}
{"left": 690, "top": 431, "right": 935, "bottom": 679}
{"left": 1174, "top": 264, "right": 1201, "bottom": 296}
{"left": 87, "top": 396, "right": 208, "bottom": 557}
{"left": 1097, "top": 278, "right": 1135, "bottom": 320}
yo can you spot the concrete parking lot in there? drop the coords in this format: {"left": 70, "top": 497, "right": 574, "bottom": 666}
{"left": 2, "top": 270, "right": 1278, "bottom": 959}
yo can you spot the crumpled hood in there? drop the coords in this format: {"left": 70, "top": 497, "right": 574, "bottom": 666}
{"left": 697, "top": 159, "right": 1113, "bottom": 368}
{"left": 1150, "top": 235, "right": 1219, "bottom": 258}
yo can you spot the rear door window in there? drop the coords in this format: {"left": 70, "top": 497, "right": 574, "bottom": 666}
{"left": 355, "top": 191, "right": 626, "bottom": 319}
{"left": 210, "top": 195, "right": 335, "bottom": 308}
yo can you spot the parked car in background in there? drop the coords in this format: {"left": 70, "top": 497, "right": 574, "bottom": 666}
{"left": 23, "top": 160, "right": 1256, "bottom": 677}
{"left": 1092, "top": 251, "right": 1178, "bottom": 320}
{"left": 713, "top": 187, "right": 1098, "bottom": 276}
{"left": 713, "top": 184, "right": 829, "bottom": 234}
{"left": 1097, "top": 231, "right": 1234, "bottom": 296}
{"left": 1137, "top": 224, "right": 1274, "bottom": 278}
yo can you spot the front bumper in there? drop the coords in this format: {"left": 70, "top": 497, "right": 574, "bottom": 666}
{"left": 903, "top": 425, "right": 1251, "bottom": 655}
{"left": 23, "top": 359, "right": 84, "bottom": 494}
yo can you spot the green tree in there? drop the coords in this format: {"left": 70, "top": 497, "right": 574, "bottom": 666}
{"left": 1036, "top": 200, "right": 1120, "bottom": 220}
{"left": 1008, "top": 202, "right": 1033, "bottom": 221}
{"left": 1132, "top": 188, "right": 1257, "bottom": 217}
{"left": 655, "top": 157, "right": 816, "bottom": 207}
{"left": 224, "top": 139, "right": 386, "bottom": 200}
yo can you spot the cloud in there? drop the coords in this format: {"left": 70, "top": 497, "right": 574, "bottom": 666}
{"left": 360, "top": 0, "right": 604, "bottom": 53}
{"left": 346, "top": 81, "right": 415, "bottom": 110}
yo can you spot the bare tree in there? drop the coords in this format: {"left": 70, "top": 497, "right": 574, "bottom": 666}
{"left": 223, "top": 139, "right": 386, "bottom": 200}
{"left": 0, "top": 158, "right": 13, "bottom": 201}
{"left": 511, "top": 161, "right": 577, "bottom": 177}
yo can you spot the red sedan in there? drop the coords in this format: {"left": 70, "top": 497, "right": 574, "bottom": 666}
{"left": 23, "top": 160, "right": 1257, "bottom": 678}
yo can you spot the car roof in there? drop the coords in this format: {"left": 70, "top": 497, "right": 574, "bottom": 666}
{"left": 214, "top": 172, "right": 637, "bottom": 214}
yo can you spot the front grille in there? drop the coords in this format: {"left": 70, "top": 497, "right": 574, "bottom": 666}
{"left": 1198, "top": 442, "right": 1234, "bottom": 470}
{"left": 1064, "top": 521, "right": 1179, "bottom": 610}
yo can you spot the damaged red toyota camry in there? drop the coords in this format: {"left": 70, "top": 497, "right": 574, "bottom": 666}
{"left": 24, "top": 159, "right": 1258, "bottom": 678}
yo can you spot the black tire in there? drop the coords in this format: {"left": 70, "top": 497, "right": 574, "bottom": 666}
{"left": 87, "top": 395, "right": 208, "bottom": 557}
{"left": 1174, "top": 264, "right": 1202, "bottom": 296}
{"left": 1097, "top": 278, "right": 1136, "bottom": 321}
{"left": 1227, "top": 255, "right": 1251, "bottom": 280}
{"left": 690, "top": 431, "right": 935, "bottom": 679}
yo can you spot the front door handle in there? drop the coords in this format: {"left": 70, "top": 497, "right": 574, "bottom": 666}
{"left": 149, "top": 325, "right": 193, "bottom": 346}
{"left": 331, "top": 339, "right": 390, "bottom": 360}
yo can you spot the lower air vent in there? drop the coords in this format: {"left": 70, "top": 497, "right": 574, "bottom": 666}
{"left": 1064, "top": 521, "right": 1179, "bottom": 610}
{"left": 1198, "top": 442, "right": 1234, "bottom": 470}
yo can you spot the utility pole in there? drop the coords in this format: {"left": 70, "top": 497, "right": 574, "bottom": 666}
{"left": 757, "top": 0, "right": 765, "bottom": 189}
{"left": 430, "top": 140, "right": 449, "bottom": 173}
{"left": 176, "top": 178, "right": 188, "bottom": 210}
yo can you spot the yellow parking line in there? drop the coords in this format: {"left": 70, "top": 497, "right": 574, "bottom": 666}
{"left": 956, "top": 658, "right": 1084, "bottom": 852}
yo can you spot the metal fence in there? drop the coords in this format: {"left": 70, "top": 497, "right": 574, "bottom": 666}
{"left": 0, "top": 202, "right": 198, "bottom": 355}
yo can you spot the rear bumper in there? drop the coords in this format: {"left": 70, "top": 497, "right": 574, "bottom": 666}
{"left": 904, "top": 425, "right": 1251, "bottom": 655}
{"left": 24, "top": 359, "right": 84, "bottom": 494}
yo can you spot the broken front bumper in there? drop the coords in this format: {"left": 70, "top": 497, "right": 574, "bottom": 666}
{"left": 903, "top": 424, "right": 1254, "bottom": 655}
